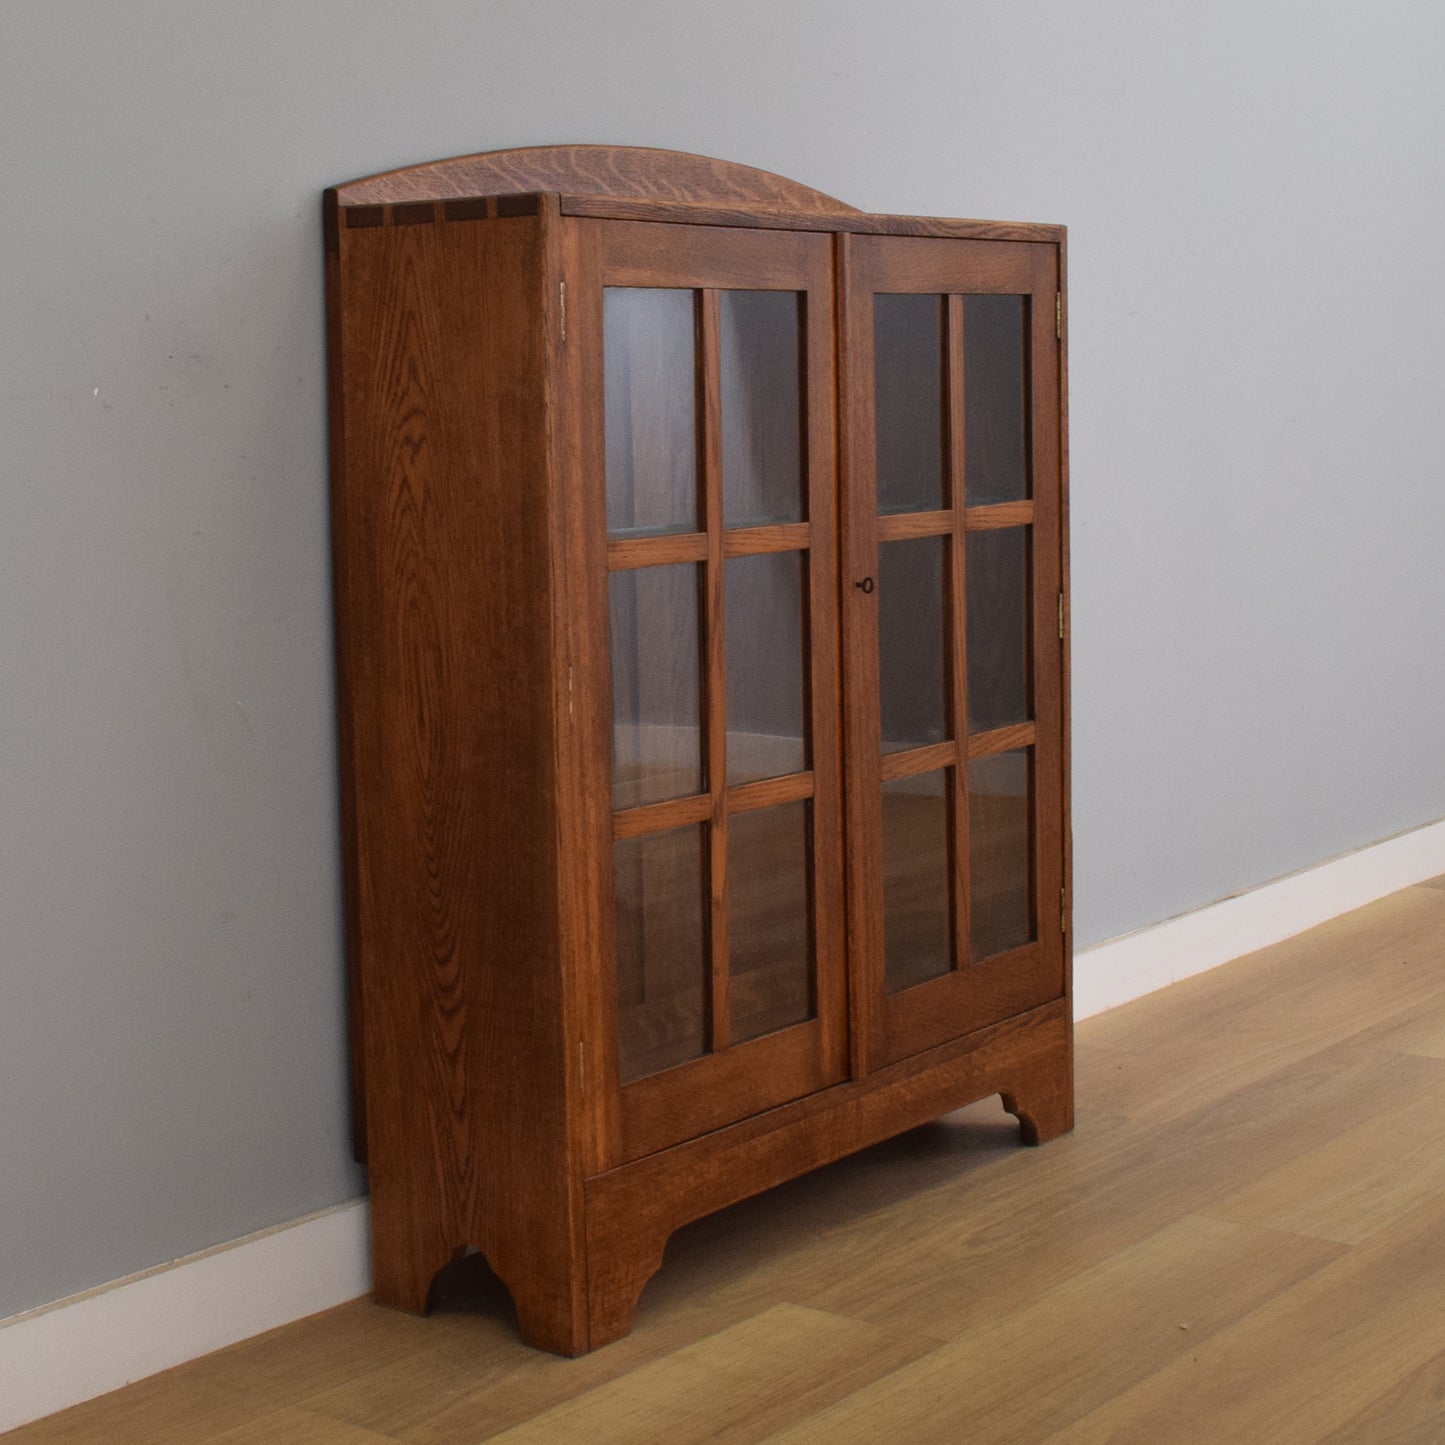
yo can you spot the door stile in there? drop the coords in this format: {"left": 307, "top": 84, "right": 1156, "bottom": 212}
{"left": 946, "top": 294, "right": 972, "bottom": 981}
{"left": 802, "top": 260, "right": 849, "bottom": 1083}
{"left": 699, "top": 288, "right": 731, "bottom": 1053}
{"left": 1028, "top": 244, "right": 1065, "bottom": 985}
{"left": 837, "top": 233, "right": 884, "bottom": 1078}
{"left": 555, "top": 217, "right": 625, "bottom": 1177}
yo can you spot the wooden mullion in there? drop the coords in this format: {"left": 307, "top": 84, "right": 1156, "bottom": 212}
{"left": 947, "top": 294, "right": 971, "bottom": 975}
{"left": 878, "top": 740, "right": 958, "bottom": 783}
{"left": 966, "top": 721, "right": 1037, "bottom": 760}
{"left": 612, "top": 793, "right": 713, "bottom": 841}
{"left": 700, "top": 288, "right": 730, "bottom": 1054}
{"left": 721, "top": 522, "right": 811, "bottom": 556}
{"left": 964, "top": 500, "right": 1035, "bottom": 531}
{"left": 726, "top": 771, "right": 815, "bottom": 816}
{"left": 875, "top": 509, "right": 954, "bottom": 543}
{"left": 607, "top": 532, "right": 708, "bottom": 570}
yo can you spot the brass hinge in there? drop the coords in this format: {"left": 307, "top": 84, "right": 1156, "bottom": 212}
{"left": 1057, "top": 591, "right": 1065, "bottom": 641}
{"left": 559, "top": 280, "right": 567, "bottom": 342}
{"left": 1061, "top": 886, "right": 1068, "bottom": 934}
{"left": 1055, "top": 292, "right": 1062, "bottom": 340}
{"left": 578, "top": 1040, "right": 585, "bottom": 1093}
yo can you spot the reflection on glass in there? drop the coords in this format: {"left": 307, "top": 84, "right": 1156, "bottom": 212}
{"left": 609, "top": 565, "right": 703, "bottom": 810}
{"left": 883, "top": 769, "right": 954, "bottom": 993}
{"left": 969, "top": 749, "right": 1034, "bottom": 959}
{"left": 964, "top": 295, "right": 1029, "bottom": 504}
{"left": 721, "top": 291, "right": 804, "bottom": 527}
{"left": 604, "top": 288, "right": 698, "bottom": 538}
{"left": 879, "top": 536, "right": 949, "bottom": 754}
{"left": 728, "top": 802, "right": 813, "bottom": 1042}
{"left": 614, "top": 826, "right": 708, "bottom": 1082}
{"left": 967, "top": 526, "right": 1032, "bottom": 731}
{"left": 726, "top": 551, "right": 807, "bottom": 784}
{"left": 874, "top": 294, "right": 945, "bottom": 514}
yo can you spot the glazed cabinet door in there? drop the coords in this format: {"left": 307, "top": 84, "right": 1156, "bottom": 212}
{"left": 842, "top": 235, "right": 1065, "bottom": 1070}
{"left": 564, "top": 219, "right": 847, "bottom": 1165}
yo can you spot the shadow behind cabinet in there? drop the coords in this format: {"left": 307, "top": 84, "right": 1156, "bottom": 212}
{"left": 325, "top": 146, "right": 1072, "bottom": 1355}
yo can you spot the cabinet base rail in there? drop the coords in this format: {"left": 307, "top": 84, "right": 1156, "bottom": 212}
{"left": 370, "top": 1000, "right": 1071, "bottom": 1355}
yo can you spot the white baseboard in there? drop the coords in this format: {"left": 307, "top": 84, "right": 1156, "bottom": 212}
{"left": 0, "top": 1199, "right": 370, "bottom": 1434}
{"left": 6, "top": 817, "right": 1444, "bottom": 1433}
{"left": 1074, "top": 816, "right": 1445, "bottom": 1020}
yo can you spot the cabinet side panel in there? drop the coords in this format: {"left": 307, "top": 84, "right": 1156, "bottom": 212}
{"left": 336, "top": 214, "right": 582, "bottom": 1344}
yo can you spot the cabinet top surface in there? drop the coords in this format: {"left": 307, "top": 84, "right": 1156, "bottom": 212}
{"left": 327, "top": 144, "right": 1065, "bottom": 243}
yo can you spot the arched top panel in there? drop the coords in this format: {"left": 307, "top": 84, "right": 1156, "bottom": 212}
{"left": 331, "top": 144, "right": 859, "bottom": 213}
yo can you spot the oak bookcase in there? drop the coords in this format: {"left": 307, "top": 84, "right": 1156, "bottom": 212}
{"left": 325, "top": 145, "right": 1072, "bottom": 1354}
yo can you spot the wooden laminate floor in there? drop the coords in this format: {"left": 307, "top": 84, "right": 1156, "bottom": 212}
{"left": 12, "top": 878, "right": 1445, "bottom": 1443}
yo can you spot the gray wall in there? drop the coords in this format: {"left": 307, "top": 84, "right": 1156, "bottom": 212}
{"left": 3, "top": 1, "right": 1442, "bottom": 1319}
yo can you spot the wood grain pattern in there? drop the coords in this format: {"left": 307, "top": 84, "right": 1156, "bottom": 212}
{"left": 560, "top": 193, "right": 1065, "bottom": 243}
{"left": 720, "top": 521, "right": 811, "bottom": 555}
{"left": 333, "top": 145, "right": 860, "bottom": 211}
{"left": 875, "top": 508, "right": 953, "bottom": 542}
{"left": 332, "top": 203, "right": 586, "bottom": 1352}
{"left": 324, "top": 152, "right": 1070, "bottom": 1358}
{"left": 606, "top": 531, "right": 708, "bottom": 570}
{"left": 964, "top": 499, "right": 1035, "bottom": 530}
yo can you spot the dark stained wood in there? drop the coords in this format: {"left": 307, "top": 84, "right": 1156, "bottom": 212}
{"left": 333, "top": 144, "right": 861, "bottom": 212}
{"left": 554, "top": 214, "right": 624, "bottom": 1184}
{"left": 442, "top": 196, "right": 491, "bottom": 223}
{"left": 948, "top": 294, "right": 973, "bottom": 989}
{"left": 391, "top": 201, "right": 437, "bottom": 227}
{"left": 326, "top": 150, "right": 1069, "bottom": 1357}
{"left": 701, "top": 288, "right": 730, "bottom": 1056}
{"left": 330, "top": 203, "right": 586, "bottom": 1352}
{"left": 838, "top": 231, "right": 885, "bottom": 1080}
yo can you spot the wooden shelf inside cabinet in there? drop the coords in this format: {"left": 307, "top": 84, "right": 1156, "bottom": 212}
{"left": 325, "top": 144, "right": 1071, "bottom": 1354}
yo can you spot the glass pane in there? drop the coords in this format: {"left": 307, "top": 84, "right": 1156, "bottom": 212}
{"left": 614, "top": 826, "right": 708, "bottom": 1083}
{"left": 604, "top": 288, "right": 698, "bottom": 538}
{"left": 966, "top": 526, "right": 1032, "bottom": 731}
{"left": 883, "top": 770, "right": 954, "bottom": 992}
{"left": 609, "top": 565, "right": 703, "bottom": 810}
{"left": 964, "top": 295, "right": 1030, "bottom": 504}
{"left": 721, "top": 291, "right": 804, "bottom": 527}
{"left": 969, "top": 749, "right": 1035, "bottom": 959}
{"left": 874, "top": 294, "right": 945, "bottom": 514}
{"left": 726, "top": 551, "right": 807, "bottom": 784}
{"left": 728, "top": 802, "right": 813, "bottom": 1043}
{"left": 879, "top": 536, "right": 949, "bottom": 754}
